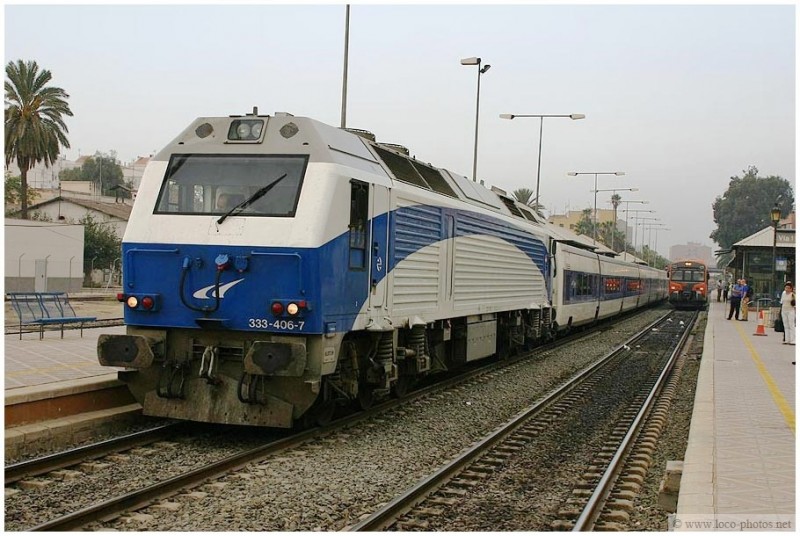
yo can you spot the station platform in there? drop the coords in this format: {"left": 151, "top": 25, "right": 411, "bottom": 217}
{"left": 4, "top": 297, "right": 139, "bottom": 458}
{"left": 675, "top": 299, "right": 796, "bottom": 531}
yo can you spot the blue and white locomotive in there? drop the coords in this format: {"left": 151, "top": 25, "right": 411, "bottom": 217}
{"left": 98, "top": 110, "right": 667, "bottom": 428}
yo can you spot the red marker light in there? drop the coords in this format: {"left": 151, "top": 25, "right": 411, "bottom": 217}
{"left": 117, "top": 293, "right": 125, "bottom": 302}
{"left": 271, "top": 302, "right": 284, "bottom": 316}
{"left": 141, "top": 296, "right": 155, "bottom": 310}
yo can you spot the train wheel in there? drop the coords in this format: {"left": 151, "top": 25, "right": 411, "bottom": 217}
{"left": 312, "top": 400, "right": 336, "bottom": 427}
{"left": 392, "top": 375, "right": 414, "bottom": 398}
{"left": 357, "top": 384, "right": 375, "bottom": 410}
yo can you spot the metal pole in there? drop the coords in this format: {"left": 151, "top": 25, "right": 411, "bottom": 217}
{"left": 772, "top": 222, "right": 778, "bottom": 301}
{"left": 340, "top": 4, "right": 350, "bottom": 129}
{"left": 593, "top": 173, "right": 598, "bottom": 243}
{"left": 472, "top": 62, "right": 481, "bottom": 182}
{"left": 534, "top": 117, "right": 544, "bottom": 209}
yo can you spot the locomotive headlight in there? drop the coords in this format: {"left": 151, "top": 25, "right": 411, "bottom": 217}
{"left": 286, "top": 302, "right": 299, "bottom": 316}
{"left": 236, "top": 123, "right": 252, "bottom": 139}
{"left": 126, "top": 296, "right": 139, "bottom": 309}
{"left": 228, "top": 119, "right": 265, "bottom": 141}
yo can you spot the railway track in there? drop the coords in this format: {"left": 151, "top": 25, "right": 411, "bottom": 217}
{"left": 5, "top": 308, "right": 674, "bottom": 531}
{"left": 350, "top": 310, "right": 696, "bottom": 531}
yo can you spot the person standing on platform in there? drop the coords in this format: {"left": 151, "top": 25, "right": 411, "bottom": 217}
{"left": 740, "top": 278, "right": 751, "bottom": 320}
{"left": 716, "top": 279, "right": 723, "bottom": 302}
{"left": 723, "top": 279, "right": 730, "bottom": 302}
{"left": 727, "top": 279, "right": 744, "bottom": 320}
{"left": 780, "top": 282, "right": 795, "bottom": 349}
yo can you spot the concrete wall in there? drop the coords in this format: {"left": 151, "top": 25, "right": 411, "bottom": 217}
{"left": 4, "top": 219, "right": 85, "bottom": 292}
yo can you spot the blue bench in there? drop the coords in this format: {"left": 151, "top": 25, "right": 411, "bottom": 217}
{"left": 7, "top": 292, "right": 97, "bottom": 340}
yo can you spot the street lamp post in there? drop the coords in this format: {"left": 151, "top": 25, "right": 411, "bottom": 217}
{"left": 567, "top": 171, "right": 626, "bottom": 243}
{"left": 620, "top": 201, "right": 650, "bottom": 254}
{"left": 461, "top": 57, "right": 491, "bottom": 182}
{"left": 650, "top": 226, "right": 670, "bottom": 268}
{"left": 635, "top": 217, "right": 660, "bottom": 261}
{"left": 499, "top": 113, "right": 585, "bottom": 210}
{"left": 642, "top": 223, "right": 668, "bottom": 266}
{"left": 592, "top": 187, "right": 638, "bottom": 251}
{"left": 770, "top": 203, "right": 782, "bottom": 301}
{"left": 340, "top": 4, "right": 351, "bottom": 128}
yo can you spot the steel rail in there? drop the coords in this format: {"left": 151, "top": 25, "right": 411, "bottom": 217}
{"left": 571, "top": 311, "right": 699, "bottom": 531}
{"left": 5, "top": 423, "right": 184, "bottom": 485}
{"left": 350, "top": 311, "right": 673, "bottom": 531}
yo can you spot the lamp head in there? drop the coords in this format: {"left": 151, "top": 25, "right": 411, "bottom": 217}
{"left": 460, "top": 57, "right": 480, "bottom": 65}
{"left": 499, "top": 114, "right": 515, "bottom": 120}
{"left": 614, "top": 171, "right": 626, "bottom": 176}
{"left": 480, "top": 64, "right": 491, "bottom": 73}
{"left": 771, "top": 204, "right": 782, "bottom": 224}
{"left": 570, "top": 114, "right": 586, "bottom": 120}
{"left": 567, "top": 172, "right": 578, "bottom": 176}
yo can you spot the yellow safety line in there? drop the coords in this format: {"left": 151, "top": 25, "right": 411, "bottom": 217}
{"left": 733, "top": 322, "right": 796, "bottom": 434}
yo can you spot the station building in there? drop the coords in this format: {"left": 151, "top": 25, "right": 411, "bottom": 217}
{"left": 726, "top": 213, "right": 796, "bottom": 300}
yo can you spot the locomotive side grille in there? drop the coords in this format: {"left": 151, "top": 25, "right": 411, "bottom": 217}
{"left": 191, "top": 342, "right": 245, "bottom": 362}
{"left": 393, "top": 200, "right": 443, "bottom": 310}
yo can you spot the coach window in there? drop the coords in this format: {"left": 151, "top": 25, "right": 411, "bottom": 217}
{"left": 349, "top": 180, "right": 369, "bottom": 270}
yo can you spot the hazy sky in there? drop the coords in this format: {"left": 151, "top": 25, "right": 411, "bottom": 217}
{"left": 4, "top": 2, "right": 796, "bottom": 256}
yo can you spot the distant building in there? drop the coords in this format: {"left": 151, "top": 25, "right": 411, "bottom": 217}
{"left": 727, "top": 216, "right": 796, "bottom": 299}
{"left": 9, "top": 193, "right": 132, "bottom": 239}
{"left": 548, "top": 209, "right": 630, "bottom": 242}
{"left": 669, "top": 242, "right": 713, "bottom": 265}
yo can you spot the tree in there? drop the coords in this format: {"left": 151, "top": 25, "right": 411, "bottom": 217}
{"left": 512, "top": 187, "right": 534, "bottom": 206}
{"left": 4, "top": 171, "right": 39, "bottom": 211}
{"left": 60, "top": 152, "right": 128, "bottom": 197}
{"left": 573, "top": 208, "right": 594, "bottom": 238}
{"left": 610, "top": 193, "right": 622, "bottom": 251}
{"left": 710, "top": 166, "right": 795, "bottom": 251}
{"left": 512, "top": 187, "right": 546, "bottom": 217}
{"left": 4, "top": 59, "right": 73, "bottom": 219}
{"left": 80, "top": 214, "right": 121, "bottom": 275}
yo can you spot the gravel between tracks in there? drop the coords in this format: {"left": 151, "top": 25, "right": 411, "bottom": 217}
{"left": 5, "top": 308, "right": 671, "bottom": 531}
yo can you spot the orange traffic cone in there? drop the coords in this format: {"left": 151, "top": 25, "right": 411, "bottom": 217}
{"left": 754, "top": 309, "right": 767, "bottom": 336}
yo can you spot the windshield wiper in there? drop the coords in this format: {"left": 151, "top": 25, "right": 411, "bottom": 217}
{"left": 216, "top": 173, "right": 288, "bottom": 225}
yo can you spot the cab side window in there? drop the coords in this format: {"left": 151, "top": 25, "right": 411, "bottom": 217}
{"left": 349, "top": 180, "right": 369, "bottom": 270}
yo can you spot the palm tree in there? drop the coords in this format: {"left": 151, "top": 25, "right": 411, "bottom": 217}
{"left": 610, "top": 193, "right": 622, "bottom": 251}
{"left": 5, "top": 59, "right": 73, "bottom": 219}
{"left": 512, "top": 187, "right": 546, "bottom": 217}
{"left": 512, "top": 187, "right": 534, "bottom": 206}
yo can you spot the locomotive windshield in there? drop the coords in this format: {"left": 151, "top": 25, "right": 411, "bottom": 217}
{"left": 670, "top": 269, "right": 705, "bottom": 282}
{"left": 154, "top": 154, "right": 308, "bottom": 217}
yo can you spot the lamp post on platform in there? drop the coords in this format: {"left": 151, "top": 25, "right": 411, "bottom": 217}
{"left": 771, "top": 203, "right": 782, "bottom": 301}
{"left": 592, "top": 187, "right": 637, "bottom": 251}
{"left": 461, "top": 57, "right": 491, "bottom": 182}
{"left": 620, "top": 201, "right": 649, "bottom": 254}
{"left": 499, "top": 113, "right": 585, "bottom": 210}
{"left": 567, "top": 171, "right": 626, "bottom": 243}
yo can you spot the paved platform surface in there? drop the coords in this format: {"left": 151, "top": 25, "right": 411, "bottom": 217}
{"left": 675, "top": 299, "right": 795, "bottom": 531}
{"left": 5, "top": 326, "right": 125, "bottom": 390}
